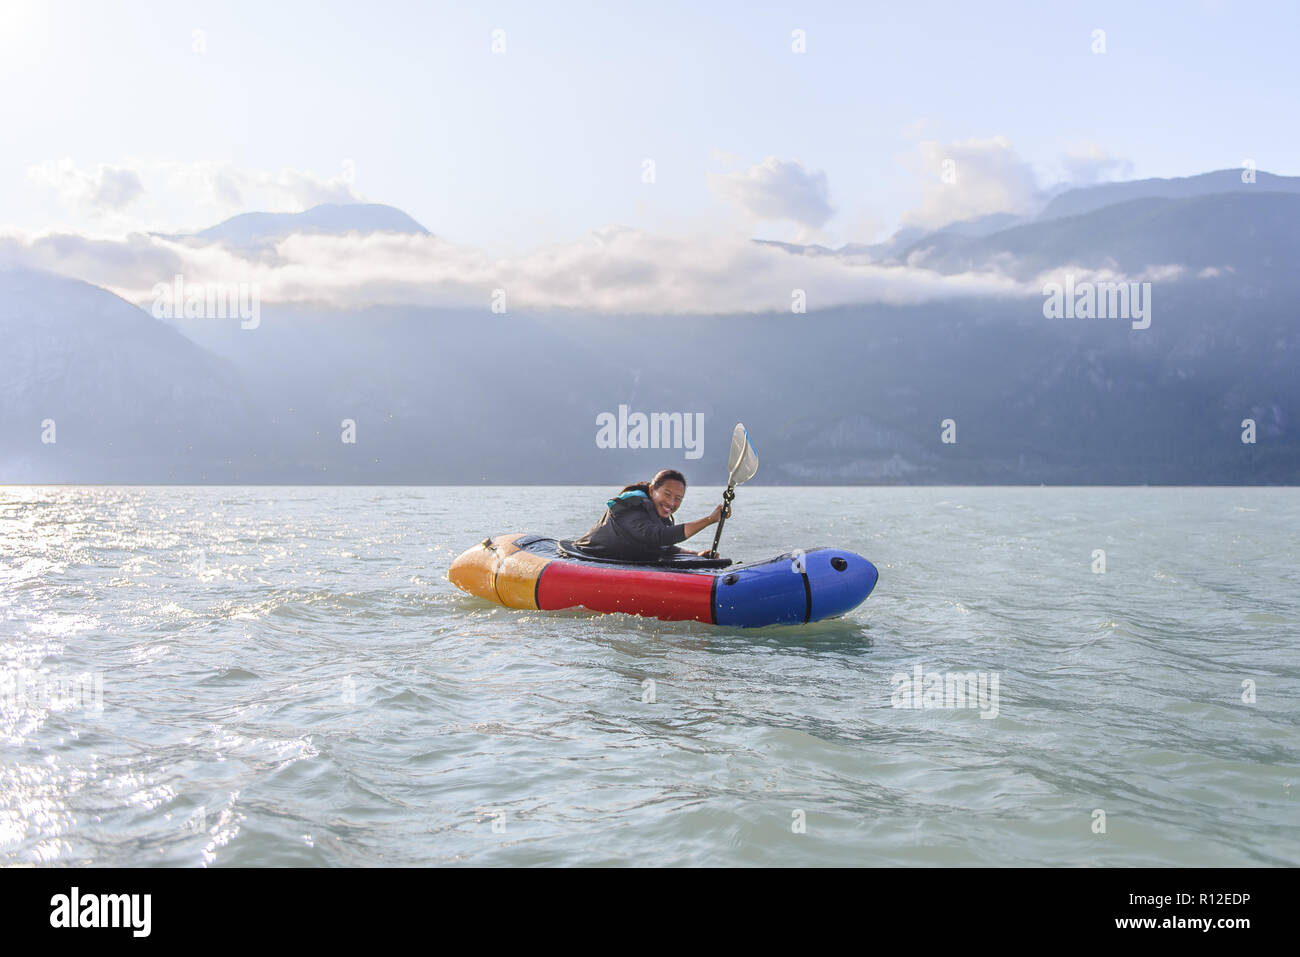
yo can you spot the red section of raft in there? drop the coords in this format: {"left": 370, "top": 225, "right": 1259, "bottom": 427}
{"left": 536, "top": 561, "right": 715, "bottom": 623}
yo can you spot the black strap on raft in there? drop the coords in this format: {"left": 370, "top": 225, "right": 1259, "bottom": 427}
{"left": 709, "top": 486, "right": 735, "bottom": 558}
{"left": 558, "top": 539, "right": 732, "bottom": 569}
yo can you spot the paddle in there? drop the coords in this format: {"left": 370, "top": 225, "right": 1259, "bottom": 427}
{"left": 709, "top": 423, "right": 759, "bottom": 557}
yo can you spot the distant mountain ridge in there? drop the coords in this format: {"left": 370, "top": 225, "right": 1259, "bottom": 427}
{"left": 2, "top": 169, "right": 1297, "bottom": 483}
{"left": 762, "top": 167, "right": 1300, "bottom": 265}
{"left": 166, "top": 203, "right": 431, "bottom": 250}
{"left": 900, "top": 191, "right": 1300, "bottom": 282}
{"left": 0, "top": 268, "right": 259, "bottom": 481}
{"left": 1037, "top": 168, "right": 1300, "bottom": 221}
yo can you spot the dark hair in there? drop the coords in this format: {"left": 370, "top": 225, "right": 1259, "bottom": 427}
{"left": 619, "top": 469, "right": 687, "bottom": 496}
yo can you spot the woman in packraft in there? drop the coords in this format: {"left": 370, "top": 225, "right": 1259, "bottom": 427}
{"left": 570, "top": 469, "right": 724, "bottom": 562}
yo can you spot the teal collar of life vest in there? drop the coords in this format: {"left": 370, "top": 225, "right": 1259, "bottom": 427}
{"left": 606, "top": 489, "right": 649, "bottom": 509}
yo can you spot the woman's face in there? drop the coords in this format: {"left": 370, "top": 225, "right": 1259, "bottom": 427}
{"left": 649, "top": 479, "right": 685, "bottom": 519}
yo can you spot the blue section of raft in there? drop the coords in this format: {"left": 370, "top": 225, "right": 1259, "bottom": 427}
{"left": 713, "top": 547, "right": 878, "bottom": 627}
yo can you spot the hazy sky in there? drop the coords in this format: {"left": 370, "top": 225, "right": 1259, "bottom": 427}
{"left": 3, "top": 0, "right": 1296, "bottom": 251}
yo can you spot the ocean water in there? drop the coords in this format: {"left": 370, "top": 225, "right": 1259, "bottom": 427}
{"left": 1, "top": 485, "right": 1296, "bottom": 867}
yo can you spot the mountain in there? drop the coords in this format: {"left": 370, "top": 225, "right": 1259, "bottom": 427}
{"left": 900, "top": 191, "right": 1300, "bottom": 283}
{"left": 0, "top": 268, "right": 263, "bottom": 482}
{"left": 782, "top": 169, "right": 1300, "bottom": 265}
{"left": 176, "top": 203, "right": 430, "bottom": 249}
{"left": 140, "top": 266, "right": 1296, "bottom": 485}
{"left": 2, "top": 172, "right": 1297, "bottom": 484}
{"left": 752, "top": 239, "right": 838, "bottom": 256}
{"left": 158, "top": 301, "right": 614, "bottom": 482}
{"left": 930, "top": 212, "right": 1028, "bottom": 238}
{"left": 1037, "top": 168, "right": 1300, "bottom": 221}
{"left": 756, "top": 215, "right": 1023, "bottom": 262}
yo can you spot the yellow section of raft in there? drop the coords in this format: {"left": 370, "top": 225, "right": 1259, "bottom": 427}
{"left": 447, "top": 534, "right": 550, "bottom": 609}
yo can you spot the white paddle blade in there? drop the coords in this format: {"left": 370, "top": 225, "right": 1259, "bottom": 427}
{"left": 727, "top": 423, "right": 759, "bottom": 485}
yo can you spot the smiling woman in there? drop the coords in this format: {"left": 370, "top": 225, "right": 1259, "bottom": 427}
{"left": 568, "top": 469, "right": 724, "bottom": 562}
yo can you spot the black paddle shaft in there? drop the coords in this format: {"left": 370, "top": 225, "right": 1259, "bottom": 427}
{"left": 709, "top": 486, "right": 736, "bottom": 557}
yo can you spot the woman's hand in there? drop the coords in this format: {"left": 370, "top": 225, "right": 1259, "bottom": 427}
{"left": 681, "top": 504, "right": 727, "bottom": 542}
{"left": 692, "top": 548, "right": 718, "bottom": 558}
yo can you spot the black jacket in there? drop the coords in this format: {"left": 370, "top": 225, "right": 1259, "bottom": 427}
{"left": 571, "top": 491, "right": 687, "bottom": 561}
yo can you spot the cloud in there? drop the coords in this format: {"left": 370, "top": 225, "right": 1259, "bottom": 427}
{"left": 0, "top": 222, "right": 1030, "bottom": 316}
{"left": 899, "top": 138, "right": 1138, "bottom": 230}
{"left": 902, "top": 136, "right": 1042, "bottom": 230}
{"left": 1031, "top": 263, "right": 1187, "bottom": 288}
{"left": 4, "top": 144, "right": 1165, "bottom": 316}
{"left": 27, "top": 160, "right": 145, "bottom": 211}
{"left": 25, "top": 159, "right": 364, "bottom": 230}
{"left": 1056, "top": 146, "right": 1134, "bottom": 185}
{"left": 150, "top": 161, "right": 362, "bottom": 219}
{"left": 710, "top": 157, "right": 836, "bottom": 230}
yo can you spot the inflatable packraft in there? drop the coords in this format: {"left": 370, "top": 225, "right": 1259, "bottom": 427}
{"left": 448, "top": 533, "right": 878, "bottom": 627}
